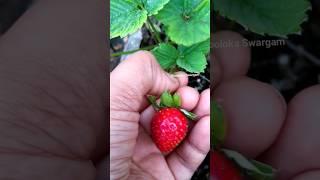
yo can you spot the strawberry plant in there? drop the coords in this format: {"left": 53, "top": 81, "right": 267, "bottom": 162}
{"left": 110, "top": 0, "right": 210, "bottom": 73}
{"left": 111, "top": 1, "right": 210, "bottom": 179}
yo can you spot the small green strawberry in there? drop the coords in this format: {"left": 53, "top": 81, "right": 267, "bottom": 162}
{"left": 148, "top": 91, "right": 196, "bottom": 153}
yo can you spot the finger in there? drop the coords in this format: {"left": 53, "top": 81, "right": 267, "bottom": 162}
{"left": 176, "top": 86, "right": 199, "bottom": 110}
{"left": 111, "top": 51, "right": 188, "bottom": 112}
{"left": 173, "top": 71, "right": 189, "bottom": 87}
{"left": 261, "top": 85, "right": 320, "bottom": 180}
{"left": 140, "top": 86, "right": 199, "bottom": 134}
{"left": 166, "top": 116, "right": 210, "bottom": 180}
{"left": 188, "top": 89, "right": 210, "bottom": 132}
{"left": 132, "top": 127, "right": 174, "bottom": 180}
{"left": 193, "top": 89, "right": 210, "bottom": 118}
{"left": 213, "top": 77, "right": 286, "bottom": 158}
{"left": 292, "top": 171, "right": 320, "bottom": 180}
{"left": 213, "top": 31, "right": 251, "bottom": 81}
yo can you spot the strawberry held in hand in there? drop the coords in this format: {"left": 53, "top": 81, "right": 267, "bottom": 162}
{"left": 151, "top": 108, "right": 187, "bottom": 153}
{"left": 148, "top": 91, "right": 197, "bottom": 153}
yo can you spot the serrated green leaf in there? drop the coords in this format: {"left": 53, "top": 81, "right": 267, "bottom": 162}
{"left": 156, "top": 0, "right": 210, "bottom": 46}
{"left": 214, "top": 0, "right": 311, "bottom": 37}
{"left": 178, "top": 39, "right": 210, "bottom": 55}
{"left": 140, "top": 0, "right": 170, "bottom": 15}
{"left": 152, "top": 43, "right": 179, "bottom": 70}
{"left": 176, "top": 39, "right": 209, "bottom": 73}
{"left": 110, "top": 0, "right": 147, "bottom": 38}
{"left": 177, "top": 51, "right": 207, "bottom": 73}
{"left": 111, "top": 0, "right": 169, "bottom": 38}
{"left": 211, "top": 100, "right": 226, "bottom": 148}
{"left": 152, "top": 41, "right": 208, "bottom": 73}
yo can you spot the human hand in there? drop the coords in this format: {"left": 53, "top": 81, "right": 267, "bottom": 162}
{"left": 110, "top": 51, "right": 210, "bottom": 180}
{"left": 213, "top": 31, "right": 320, "bottom": 179}
{"left": 0, "top": 1, "right": 106, "bottom": 179}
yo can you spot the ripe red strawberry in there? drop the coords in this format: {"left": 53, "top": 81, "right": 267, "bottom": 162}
{"left": 148, "top": 91, "right": 196, "bottom": 153}
{"left": 151, "top": 107, "right": 188, "bottom": 153}
{"left": 211, "top": 150, "right": 242, "bottom": 180}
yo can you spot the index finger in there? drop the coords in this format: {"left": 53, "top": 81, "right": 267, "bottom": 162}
{"left": 212, "top": 31, "right": 251, "bottom": 87}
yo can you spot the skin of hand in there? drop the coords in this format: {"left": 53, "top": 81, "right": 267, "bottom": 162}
{"left": 213, "top": 31, "right": 320, "bottom": 180}
{"left": 0, "top": 1, "right": 107, "bottom": 179}
{"left": 110, "top": 51, "right": 210, "bottom": 180}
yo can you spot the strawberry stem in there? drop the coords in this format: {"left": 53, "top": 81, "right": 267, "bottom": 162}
{"left": 147, "top": 95, "right": 160, "bottom": 111}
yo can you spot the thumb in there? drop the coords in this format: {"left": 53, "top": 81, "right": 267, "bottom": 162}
{"left": 111, "top": 51, "right": 187, "bottom": 112}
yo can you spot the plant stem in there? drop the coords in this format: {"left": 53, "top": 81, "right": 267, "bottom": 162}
{"left": 111, "top": 45, "right": 157, "bottom": 57}
{"left": 199, "top": 74, "right": 210, "bottom": 83}
{"left": 147, "top": 17, "right": 162, "bottom": 43}
{"left": 147, "top": 95, "right": 160, "bottom": 111}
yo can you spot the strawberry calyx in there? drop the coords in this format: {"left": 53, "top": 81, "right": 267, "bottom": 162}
{"left": 147, "top": 91, "right": 197, "bottom": 121}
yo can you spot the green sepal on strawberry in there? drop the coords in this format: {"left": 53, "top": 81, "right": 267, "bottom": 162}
{"left": 148, "top": 91, "right": 197, "bottom": 153}
{"left": 211, "top": 101, "right": 277, "bottom": 180}
{"left": 212, "top": 100, "right": 227, "bottom": 149}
